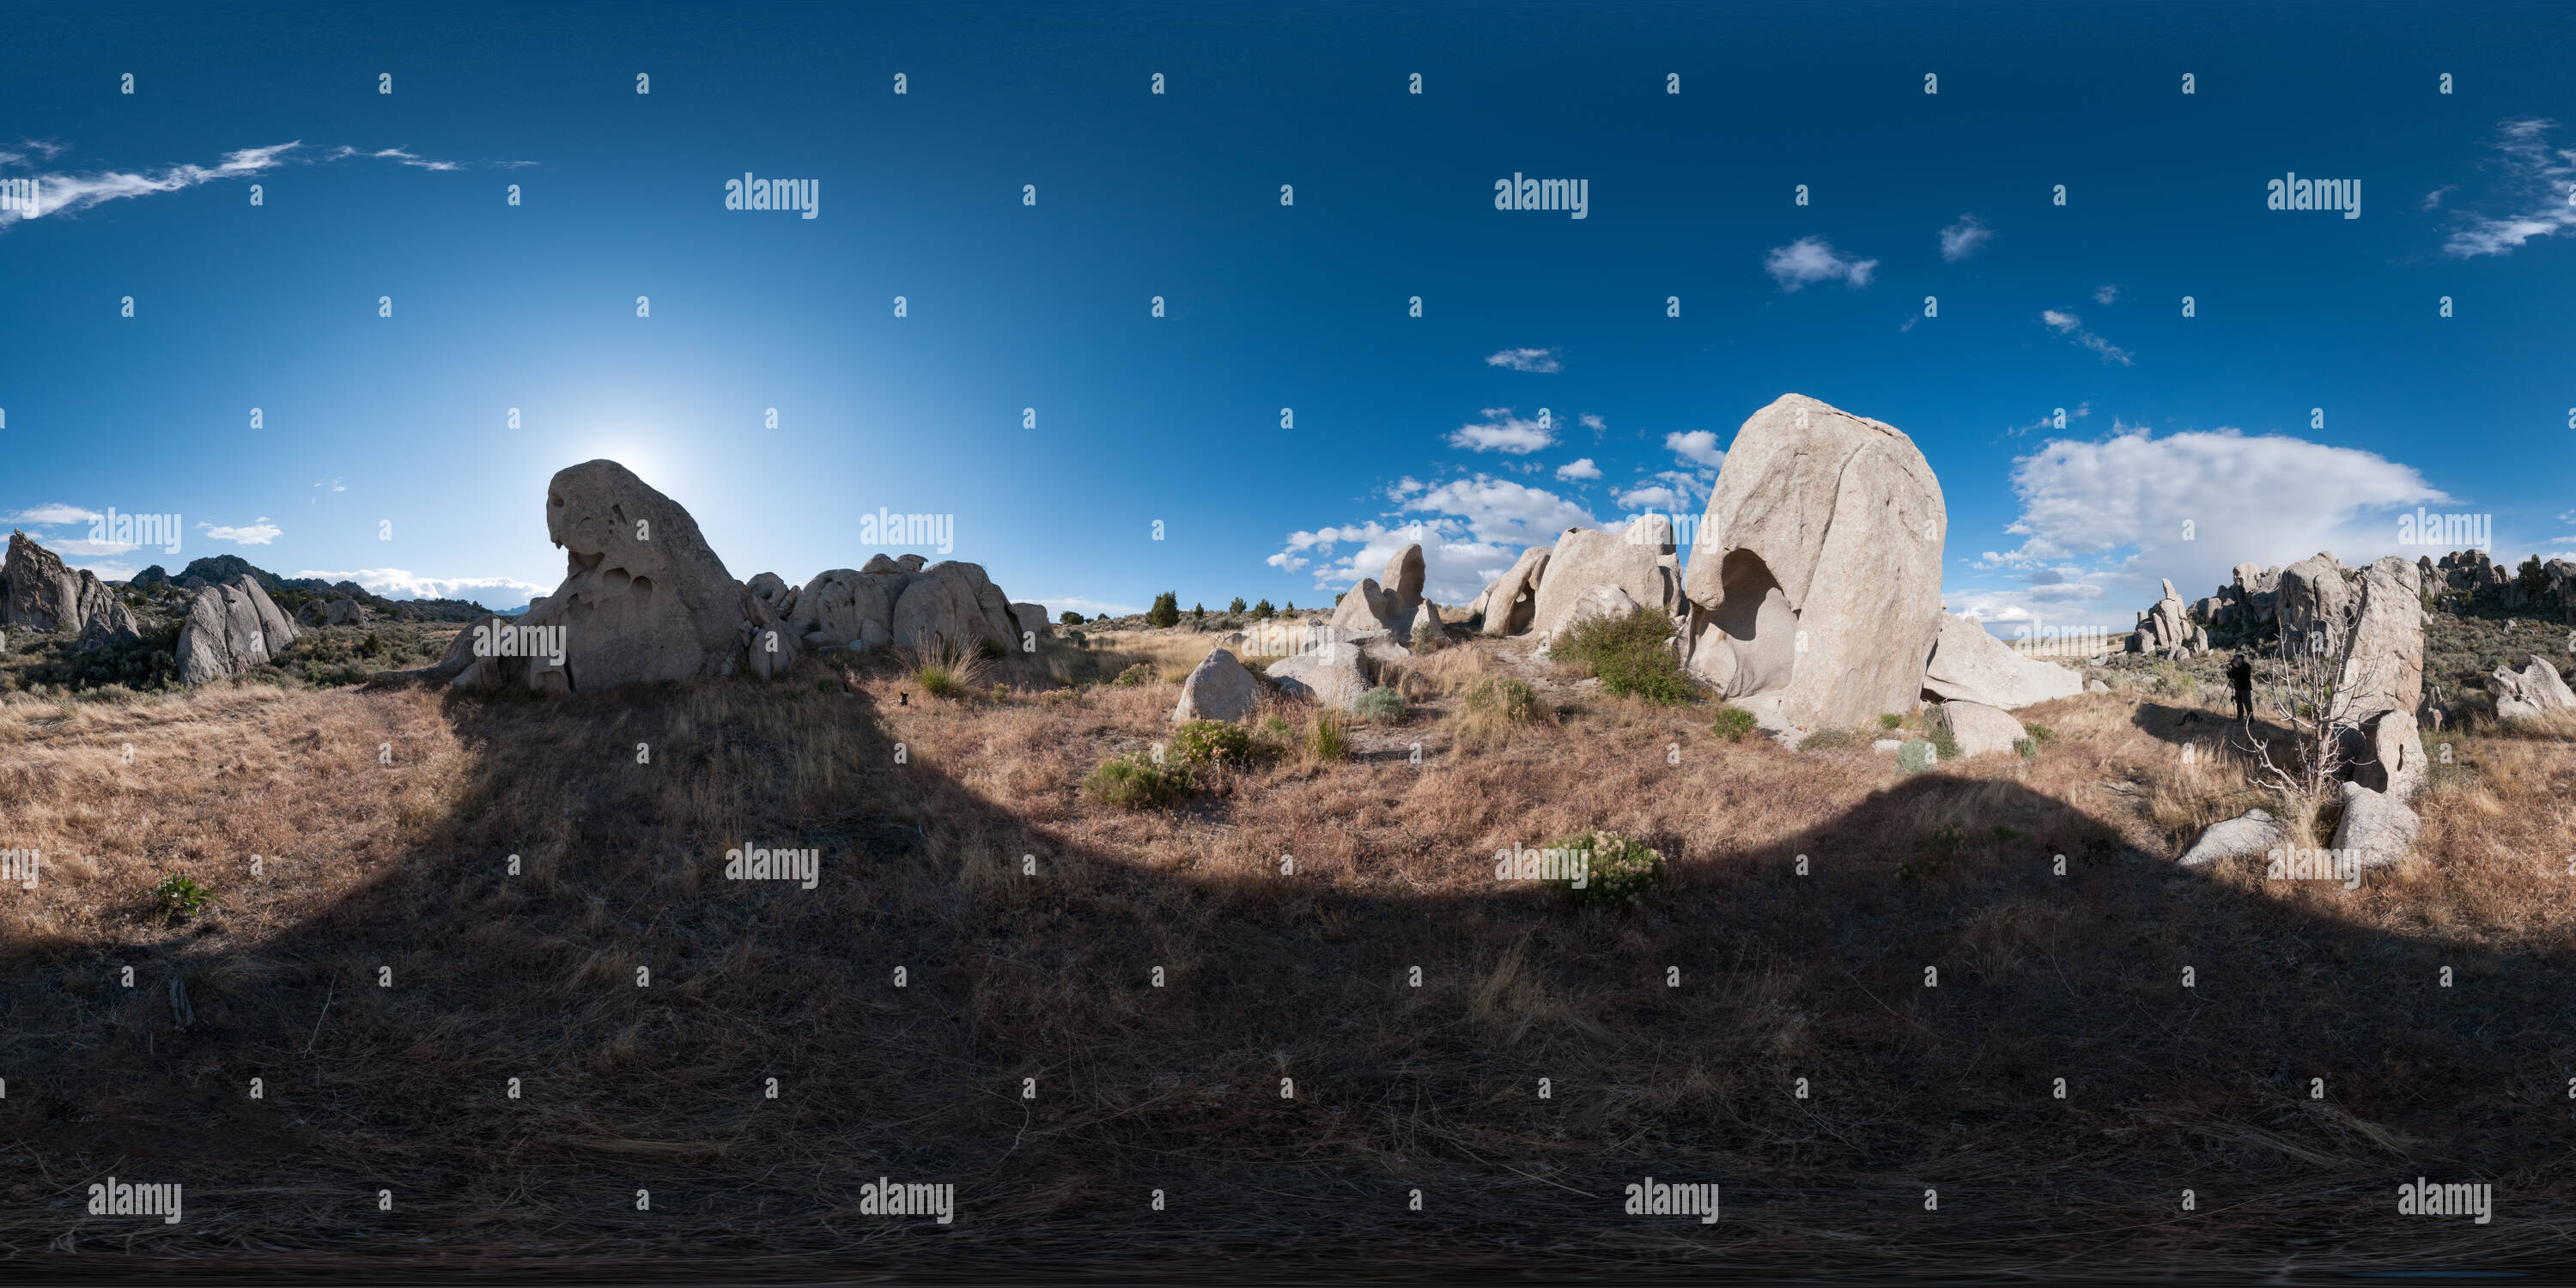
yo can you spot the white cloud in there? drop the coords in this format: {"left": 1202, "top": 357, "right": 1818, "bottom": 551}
{"left": 0, "top": 141, "right": 507, "bottom": 230}
{"left": 1764, "top": 236, "right": 1879, "bottom": 291}
{"left": 1614, "top": 483, "right": 1691, "bottom": 513}
{"left": 292, "top": 568, "right": 551, "bottom": 606}
{"left": 2038, "top": 309, "right": 2133, "bottom": 366}
{"left": 1448, "top": 407, "right": 1557, "bottom": 454}
{"left": 1665, "top": 430, "right": 1725, "bottom": 468}
{"left": 2420, "top": 185, "right": 2458, "bottom": 210}
{"left": 1484, "top": 347, "right": 1562, "bottom": 374}
{"left": 2439, "top": 118, "right": 2576, "bottom": 258}
{"left": 3, "top": 503, "right": 101, "bottom": 526}
{"left": 1938, "top": 216, "right": 1992, "bottom": 262}
{"left": 1578, "top": 413, "right": 1606, "bottom": 434}
{"left": 2093, "top": 283, "right": 2120, "bottom": 305}
{"left": 1554, "top": 458, "right": 1602, "bottom": 481}
{"left": 1272, "top": 474, "right": 1601, "bottom": 602}
{"left": 199, "top": 518, "right": 282, "bottom": 545}
{"left": 1963, "top": 426, "right": 2446, "bottom": 630}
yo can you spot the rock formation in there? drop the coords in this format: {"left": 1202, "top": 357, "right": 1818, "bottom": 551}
{"left": 2275, "top": 553, "right": 2353, "bottom": 647}
{"left": 1529, "top": 519, "right": 1678, "bottom": 642}
{"left": 1476, "top": 546, "right": 1551, "bottom": 636}
{"left": 2177, "top": 809, "right": 2286, "bottom": 867}
{"left": 1680, "top": 394, "right": 1946, "bottom": 733}
{"left": 1378, "top": 544, "right": 1425, "bottom": 623}
{"left": 1265, "top": 641, "right": 1371, "bottom": 711}
{"left": 1920, "top": 613, "right": 2083, "bottom": 709}
{"left": 3, "top": 530, "right": 140, "bottom": 647}
{"left": 2491, "top": 654, "right": 2576, "bottom": 720}
{"left": 2335, "top": 556, "right": 2424, "bottom": 720}
{"left": 1329, "top": 578, "right": 1407, "bottom": 637}
{"left": 489, "top": 459, "right": 750, "bottom": 692}
{"left": 1172, "top": 647, "right": 1260, "bottom": 723}
{"left": 176, "top": 576, "right": 300, "bottom": 683}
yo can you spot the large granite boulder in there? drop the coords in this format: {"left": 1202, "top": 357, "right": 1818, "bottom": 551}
{"left": 787, "top": 568, "right": 899, "bottom": 652}
{"left": 2491, "top": 653, "right": 2576, "bottom": 720}
{"left": 1172, "top": 647, "right": 1261, "bottom": 723}
{"left": 2351, "top": 708, "right": 2427, "bottom": 798}
{"left": 1379, "top": 544, "right": 1425, "bottom": 622}
{"left": 1935, "top": 699, "right": 2026, "bottom": 758}
{"left": 1011, "top": 602, "right": 1053, "bottom": 646}
{"left": 1478, "top": 545, "right": 1552, "bottom": 636}
{"left": 1329, "top": 578, "right": 1410, "bottom": 637}
{"left": 1530, "top": 522, "right": 1677, "bottom": 641}
{"left": 323, "top": 598, "right": 368, "bottom": 626}
{"left": 2335, "top": 556, "right": 2424, "bottom": 720}
{"left": 500, "top": 459, "right": 748, "bottom": 692}
{"left": 3, "top": 530, "right": 140, "bottom": 647}
{"left": 2275, "top": 553, "right": 2353, "bottom": 650}
{"left": 886, "top": 560, "right": 1018, "bottom": 657}
{"left": 176, "top": 575, "right": 301, "bottom": 683}
{"left": 1920, "top": 613, "right": 2083, "bottom": 709}
{"left": 1681, "top": 394, "right": 1946, "bottom": 733}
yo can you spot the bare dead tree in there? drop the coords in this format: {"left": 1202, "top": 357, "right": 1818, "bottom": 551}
{"left": 2244, "top": 615, "right": 2360, "bottom": 802}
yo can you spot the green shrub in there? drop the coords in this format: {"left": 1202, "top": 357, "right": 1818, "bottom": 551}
{"left": 1308, "top": 709, "right": 1349, "bottom": 761}
{"left": 152, "top": 873, "right": 219, "bottom": 924}
{"left": 916, "top": 652, "right": 976, "bottom": 698}
{"left": 1059, "top": 610, "right": 1084, "bottom": 626}
{"left": 1926, "top": 710, "right": 1963, "bottom": 761}
{"left": 1546, "top": 829, "right": 1667, "bottom": 908}
{"left": 1192, "top": 603, "right": 1205, "bottom": 622}
{"left": 1110, "top": 662, "right": 1157, "bottom": 687}
{"left": 2013, "top": 736, "right": 2039, "bottom": 759}
{"left": 1147, "top": 592, "right": 1182, "bottom": 629}
{"left": 1449, "top": 675, "right": 1546, "bottom": 751}
{"left": 1354, "top": 686, "right": 1406, "bottom": 721}
{"left": 2023, "top": 722, "right": 2059, "bottom": 746}
{"left": 1552, "top": 607, "right": 1700, "bottom": 705}
{"left": 1251, "top": 599, "right": 1274, "bottom": 620}
{"left": 1083, "top": 754, "right": 1194, "bottom": 810}
{"left": 1800, "top": 726, "right": 1867, "bottom": 750}
{"left": 1710, "top": 705, "right": 1758, "bottom": 742}
{"left": 1880, "top": 712, "right": 1904, "bottom": 730}
{"left": 1896, "top": 739, "right": 1934, "bottom": 774}
{"left": 1229, "top": 598, "right": 1248, "bottom": 613}
{"left": 979, "top": 637, "right": 1008, "bottom": 660}
{"left": 1170, "top": 719, "right": 1255, "bottom": 769}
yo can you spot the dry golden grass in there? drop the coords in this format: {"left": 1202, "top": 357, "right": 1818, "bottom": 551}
{"left": 3, "top": 642, "right": 2571, "bottom": 1274}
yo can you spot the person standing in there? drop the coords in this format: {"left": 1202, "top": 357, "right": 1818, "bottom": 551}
{"left": 2227, "top": 651, "right": 2254, "bottom": 724}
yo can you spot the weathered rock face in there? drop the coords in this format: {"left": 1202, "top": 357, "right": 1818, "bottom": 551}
{"left": 741, "top": 580, "right": 804, "bottom": 682}
{"left": 2333, "top": 780, "right": 2420, "bottom": 870}
{"left": 508, "top": 459, "right": 749, "bottom": 692}
{"left": 2491, "top": 653, "right": 2576, "bottom": 720}
{"left": 1937, "top": 699, "right": 2026, "bottom": 758}
{"left": 1530, "top": 524, "right": 1676, "bottom": 641}
{"left": 2178, "top": 808, "right": 2285, "bottom": 868}
{"left": 788, "top": 569, "right": 899, "bottom": 652}
{"left": 2336, "top": 556, "right": 2424, "bottom": 720}
{"left": 1409, "top": 599, "right": 1443, "bottom": 646}
{"left": 1548, "top": 584, "right": 1641, "bottom": 643}
{"left": 1921, "top": 613, "right": 2084, "bottom": 709}
{"left": 2352, "top": 708, "right": 2427, "bottom": 799}
{"left": 1680, "top": 394, "right": 1947, "bottom": 732}
{"left": 894, "top": 554, "right": 928, "bottom": 574}
{"left": 3, "top": 530, "right": 140, "bottom": 647}
{"left": 2275, "top": 554, "right": 2353, "bottom": 647}
{"left": 1172, "top": 647, "right": 1260, "bottom": 723}
{"left": 176, "top": 576, "right": 301, "bottom": 683}
{"left": 1265, "top": 641, "right": 1372, "bottom": 711}
{"left": 1379, "top": 544, "right": 1425, "bottom": 622}
{"left": 1478, "top": 546, "right": 1552, "bottom": 636}
{"left": 323, "top": 598, "right": 368, "bottom": 626}
{"left": 1011, "top": 603, "right": 1052, "bottom": 644}
{"left": 887, "top": 561, "right": 1018, "bottom": 657}
{"left": 1330, "top": 578, "right": 1407, "bottom": 637}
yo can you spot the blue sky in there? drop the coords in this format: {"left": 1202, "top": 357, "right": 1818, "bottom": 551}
{"left": 4, "top": 1, "right": 2571, "bottom": 632}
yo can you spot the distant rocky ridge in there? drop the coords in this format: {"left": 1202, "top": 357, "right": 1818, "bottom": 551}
{"left": 380, "top": 460, "right": 1043, "bottom": 694}
{"left": 3, "top": 530, "right": 142, "bottom": 647}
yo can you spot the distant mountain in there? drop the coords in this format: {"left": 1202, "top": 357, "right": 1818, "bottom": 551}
{"left": 124, "top": 556, "right": 499, "bottom": 622}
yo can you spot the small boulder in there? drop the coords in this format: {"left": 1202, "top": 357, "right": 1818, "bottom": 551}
{"left": 1936, "top": 700, "right": 2026, "bottom": 758}
{"left": 1265, "top": 641, "right": 1371, "bottom": 711}
{"left": 2178, "top": 808, "right": 2285, "bottom": 868}
{"left": 323, "top": 598, "right": 368, "bottom": 626}
{"left": 2332, "top": 781, "right": 2420, "bottom": 869}
{"left": 1172, "top": 647, "right": 1261, "bottom": 723}
{"left": 1409, "top": 599, "right": 1444, "bottom": 647}
{"left": 1920, "top": 613, "right": 2084, "bottom": 709}
{"left": 1010, "top": 603, "right": 1052, "bottom": 645}
{"left": 2490, "top": 653, "right": 2576, "bottom": 720}
{"left": 1478, "top": 545, "right": 1552, "bottom": 636}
